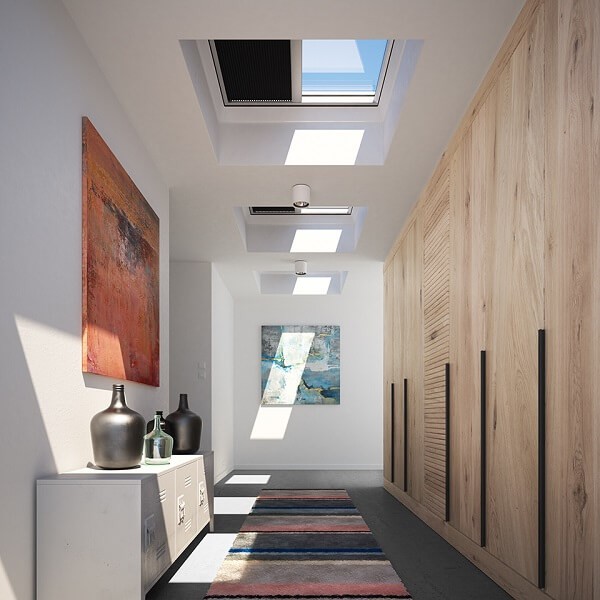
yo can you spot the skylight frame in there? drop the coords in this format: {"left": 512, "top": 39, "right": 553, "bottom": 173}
{"left": 209, "top": 39, "right": 393, "bottom": 107}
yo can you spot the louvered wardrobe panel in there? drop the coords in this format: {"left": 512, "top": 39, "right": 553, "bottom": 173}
{"left": 422, "top": 168, "right": 450, "bottom": 519}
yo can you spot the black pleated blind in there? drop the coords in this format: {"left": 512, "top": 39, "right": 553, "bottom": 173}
{"left": 214, "top": 40, "right": 292, "bottom": 102}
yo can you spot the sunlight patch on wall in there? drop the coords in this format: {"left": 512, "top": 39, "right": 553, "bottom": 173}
{"left": 14, "top": 314, "right": 79, "bottom": 465}
{"left": 262, "top": 332, "right": 314, "bottom": 405}
{"left": 250, "top": 405, "right": 293, "bottom": 440}
{"left": 0, "top": 562, "right": 14, "bottom": 600}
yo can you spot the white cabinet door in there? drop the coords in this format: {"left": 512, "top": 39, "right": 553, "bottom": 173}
{"left": 197, "top": 456, "right": 210, "bottom": 532}
{"left": 175, "top": 460, "right": 198, "bottom": 555}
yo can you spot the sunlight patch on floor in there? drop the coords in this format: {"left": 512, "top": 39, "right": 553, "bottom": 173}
{"left": 225, "top": 474, "right": 271, "bottom": 484}
{"left": 169, "top": 533, "right": 237, "bottom": 583}
{"left": 214, "top": 496, "right": 257, "bottom": 514}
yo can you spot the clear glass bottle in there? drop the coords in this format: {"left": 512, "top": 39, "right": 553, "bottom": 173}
{"left": 144, "top": 411, "right": 174, "bottom": 465}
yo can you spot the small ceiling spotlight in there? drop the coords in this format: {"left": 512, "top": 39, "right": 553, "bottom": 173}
{"left": 292, "top": 184, "right": 310, "bottom": 209}
{"left": 295, "top": 260, "right": 308, "bottom": 276}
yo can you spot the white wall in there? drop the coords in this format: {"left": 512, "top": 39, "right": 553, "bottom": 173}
{"left": 170, "top": 262, "right": 235, "bottom": 481}
{"left": 0, "top": 2, "right": 169, "bottom": 599}
{"left": 170, "top": 262, "right": 212, "bottom": 449}
{"left": 233, "top": 263, "right": 383, "bottom": 469}
{"left": 211, "top": 265, "right": 235, "bottom": 481}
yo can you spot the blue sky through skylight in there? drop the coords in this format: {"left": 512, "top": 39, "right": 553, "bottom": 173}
{"left": 302, "top": 40, "right": 388, "bottom": 94}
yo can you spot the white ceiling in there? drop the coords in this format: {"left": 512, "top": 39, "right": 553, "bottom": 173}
{"left": 62, "top": 0, "right": 524, "bottom": 298}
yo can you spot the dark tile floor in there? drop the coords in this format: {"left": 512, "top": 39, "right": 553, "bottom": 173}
{"left": 147, "top": 470, "right": 513, "bottom": 600}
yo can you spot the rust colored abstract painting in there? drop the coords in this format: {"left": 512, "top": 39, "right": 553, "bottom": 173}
{"left": 82, "top": 117, "right": 159, "bottom": 386}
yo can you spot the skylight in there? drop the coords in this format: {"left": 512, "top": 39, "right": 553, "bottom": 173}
{"left": 302, "top": 40, "right": 388, "bottom": 101}
{"left": 285, "top": 130, "right": 364, "bottom": 165}
{"left": 290, "top": 229, "right": 342, "bottom": 253}
{"left": 211, "top": 39, "right": 391, "bottom": 106}
{"left": 293, "top": 277, "right": 332, "bottom": 295}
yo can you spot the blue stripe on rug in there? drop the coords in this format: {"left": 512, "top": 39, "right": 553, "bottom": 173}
{"left": 229, "top": 548, "right": 384, "bottom": 554}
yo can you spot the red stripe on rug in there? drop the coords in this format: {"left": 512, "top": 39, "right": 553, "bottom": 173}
{"left": 259, "top": 491, "right": 349, "bottom": 497}
{"left": 240, "top": 524, "right": 371, "bottom": 532}
{"left": 207, "top": 582, "right": 409, "bottom": 597}
{"left": 257, "top": 496, "right": 350, "bottom": 500}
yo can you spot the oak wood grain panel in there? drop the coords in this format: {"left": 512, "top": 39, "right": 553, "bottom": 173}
{"left": 383, "top": 263, "right": 395, "bottom": 483}
{"left": 423, "top": 169, "right": 450, "bottom": 520}
{"left": 384, "top": 482, "right": 552, "bottom": 600}
{"left": 544, "top": 0, "right": 600, "bottom": 597}
{"left": 384, "top": 0, "right": 600, "bottom": 597}
{"left": 384, "top": 0, "right": 545, "bottom": 270}
{"left": 448, "top": 88, "right": 494, "bottom": 543}
{"left": 392, "top": 247, "right": 406, "bottom": 486}
{"left": 485, "top": 7, "right": 545, "bottom": 583}
{"left": 402, "top": 214, "right": 425, "bottom": 503}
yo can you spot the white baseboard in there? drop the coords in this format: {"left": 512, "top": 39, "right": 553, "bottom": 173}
{"left": 214, "top": 465, "right": 234, "bottom": 484}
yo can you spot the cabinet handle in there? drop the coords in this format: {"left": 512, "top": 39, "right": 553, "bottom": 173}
{"left": 538, "top": 329, "right": 546, "bottom": 589}
{"left": 178, "top": 495, "right": 186, "bottom": 526}
{"left": 390, "top": 382, "right": 395, "bottom": 484}
{"left": 445, "top": 363, "right": 450, "bottom": 522}
{"left": 480, "top": 350, "right": 487, "bottom": 547}
{"left": 403, "top": 378, "right": 408, "bottom": 493}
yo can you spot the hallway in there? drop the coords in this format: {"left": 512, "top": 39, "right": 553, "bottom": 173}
{"left": 149, "top": 470, "right": 512, "bottom": 600}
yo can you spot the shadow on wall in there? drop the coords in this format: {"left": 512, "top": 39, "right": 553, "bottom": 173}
{"left": 0, "top": 317, "right": 57, "bottom": 599}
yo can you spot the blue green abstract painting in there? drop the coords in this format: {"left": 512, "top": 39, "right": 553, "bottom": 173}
{"left": 261, "top": 325, "right": 340, "bottom": 405}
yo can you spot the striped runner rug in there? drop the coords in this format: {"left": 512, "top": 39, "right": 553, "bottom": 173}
{"left": 205, "top": 489, "right": 412, "bottom": 600}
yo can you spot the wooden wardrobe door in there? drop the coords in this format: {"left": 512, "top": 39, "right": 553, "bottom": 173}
{"left": 485, "top": 7, "right": 545, "bottom": 584}
{"left": 383, "top": 262, "right": 395, "bottom": 483}
{"left": 448, "top": 98, "right": 493, "bottom": 542}
{"left": 392, "top": 246, "right": 406, "bottom": 487}
{"left": 402, "top": 215, "right": 424, "bottom": 503}
{"left": 544, "top": 0, "right": 600, "bottom": 597}
{"left": 391, "top": 216, "right": 424, "bottom": 498}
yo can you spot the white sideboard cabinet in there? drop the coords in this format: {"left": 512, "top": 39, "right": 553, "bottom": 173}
{"left": 37, "top": 454, "right": 212, "bottom": 599}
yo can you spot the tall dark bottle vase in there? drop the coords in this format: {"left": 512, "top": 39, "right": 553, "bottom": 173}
{"left": 90, "top": 384, "right": 145, "bottom": 469}
{"left": 165, "top": 393, "right": 202, "bottom": 454}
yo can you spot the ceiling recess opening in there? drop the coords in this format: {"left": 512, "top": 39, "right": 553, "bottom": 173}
{"left": 210, "top": 39, "right": 392, "bottom": 106}
{"left": 249, "top": 206, "right": 352, "bottom": 216}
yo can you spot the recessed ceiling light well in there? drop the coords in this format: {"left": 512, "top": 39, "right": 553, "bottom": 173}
{"left": 248, "top": 206, "right": 352, "bottom": 216}
{"left": 299, "top": 206, "right": 352, "bottom": 215}
{"left": 293, "top": 277, "right": 332, "bottom": 295}
{"left": 285, "top": 130, "right": 364, "bottom": 166}
{"left": 290, "top": 229, "right": 342, "bottom": 253}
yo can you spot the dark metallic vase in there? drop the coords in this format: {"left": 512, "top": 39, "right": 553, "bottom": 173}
{"left": 90, "top": 384, "right": 145, "bottom": 469}
{"left": 165, "top": 393, "right": 202, "bottom": 454}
